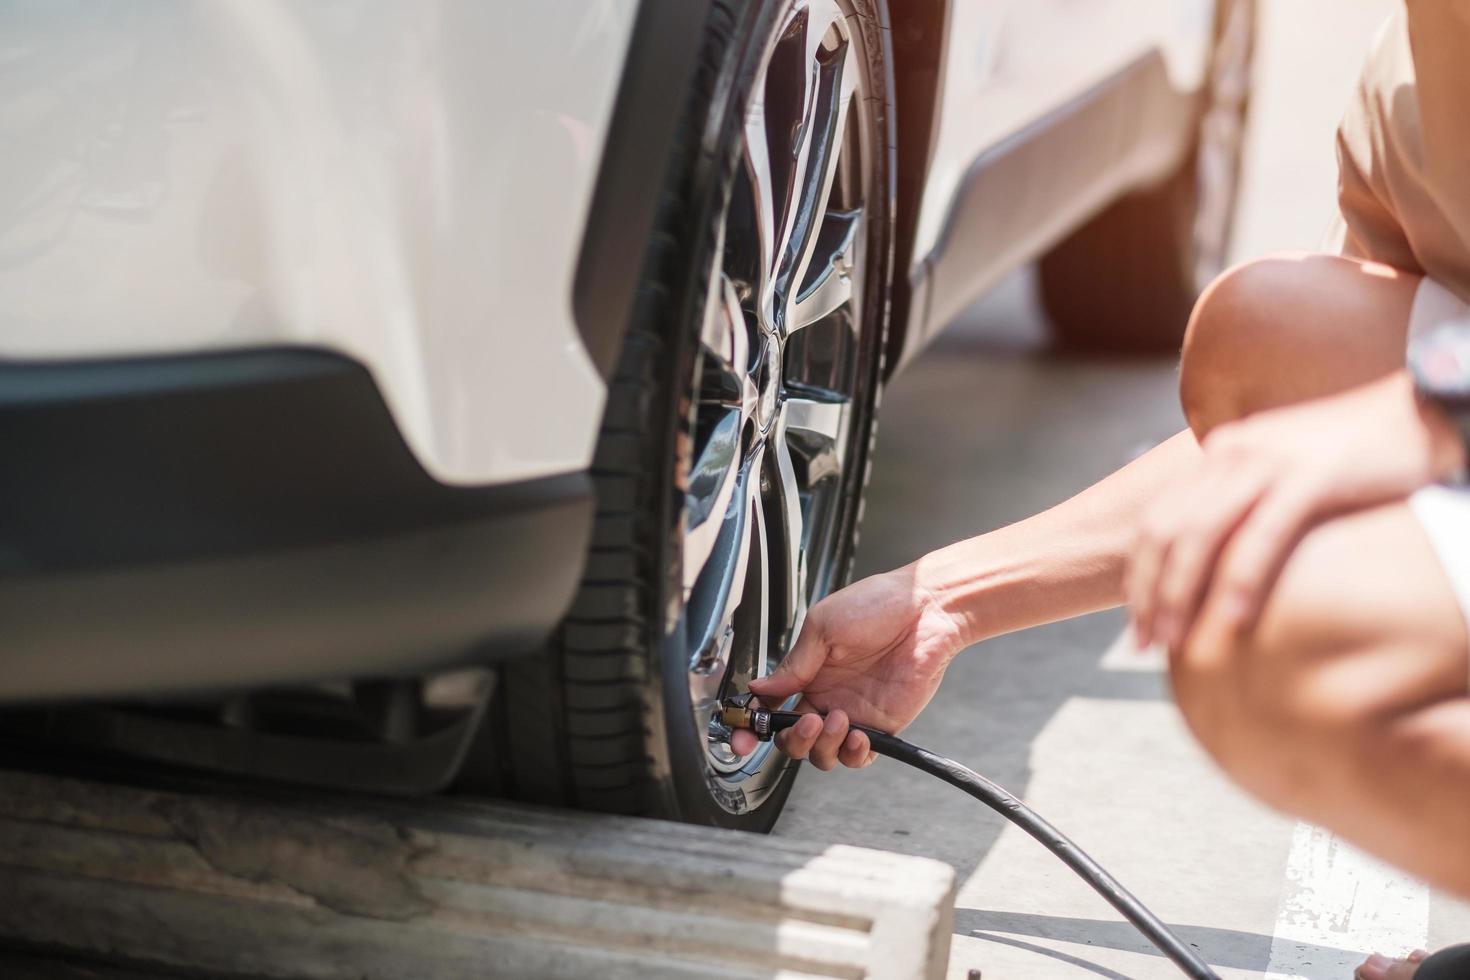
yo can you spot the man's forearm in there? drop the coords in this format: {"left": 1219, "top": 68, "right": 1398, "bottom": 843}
{"left": 913, "top": 429, "right": 1201, "bottom": 647}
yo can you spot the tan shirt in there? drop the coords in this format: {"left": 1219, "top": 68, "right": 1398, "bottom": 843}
{"left": 1337, "top": 1, "right": 1470, "bottom": 302}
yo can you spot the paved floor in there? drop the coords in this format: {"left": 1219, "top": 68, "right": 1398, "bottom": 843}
{"left": 776, "top": 2, "right": 1470, "bottom": 976}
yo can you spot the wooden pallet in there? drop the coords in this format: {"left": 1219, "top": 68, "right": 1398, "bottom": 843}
{"left": 0, "top": 769, "right": 955, "bottom": 979}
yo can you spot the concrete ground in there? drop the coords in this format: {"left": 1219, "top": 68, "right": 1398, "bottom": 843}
{"left": 775, "top": 2, "right": 1470, "bottom": 977}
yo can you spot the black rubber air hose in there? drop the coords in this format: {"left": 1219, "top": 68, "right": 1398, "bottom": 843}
{"left": 720, "top": 700, "right": 1219, "bottom": 980}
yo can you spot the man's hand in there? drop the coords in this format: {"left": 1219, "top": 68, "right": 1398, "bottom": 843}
{"left": 726, "top": 565, "right": 968, "bottom": 769}
{"left": 1128, "top": 370, "right": 1465, "bottom": 651}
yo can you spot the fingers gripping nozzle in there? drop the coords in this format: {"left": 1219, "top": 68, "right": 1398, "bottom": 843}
{"left": 718, "top": 694, "right": 778, "bottom": 740}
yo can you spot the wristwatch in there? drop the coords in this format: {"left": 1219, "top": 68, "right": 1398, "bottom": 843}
{"left": 1407, "top": 320, "right": 1470, "bottom": 482}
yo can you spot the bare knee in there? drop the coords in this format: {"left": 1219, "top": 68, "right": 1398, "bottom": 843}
{"left": 1178, "top": 253, "right": 1416, "bottom": 440}
{"left": 1181, "top": 256, "right": 1283, "bottom": 436}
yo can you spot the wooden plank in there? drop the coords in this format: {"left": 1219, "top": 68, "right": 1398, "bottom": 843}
{"left": 0, "top": 770, "right": 955, "bottom": 979}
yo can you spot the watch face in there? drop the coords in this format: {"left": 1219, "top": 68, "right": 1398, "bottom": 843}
{"left": 1410, "top": 321, "right": 1470, "bottom": 399}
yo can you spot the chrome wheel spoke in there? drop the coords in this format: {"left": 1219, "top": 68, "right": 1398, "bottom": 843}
{"left": 689, "top": 664, "right": 726, "bottom": 711}
{"left": 747, "top": 490, "right": 773, "bottom": 682}
{"left": 783, "top": 389, "right": 850, "bottom": 492}
{"left": 700, "top": 272, "right": 751, "bottom": 382}
{"left": 687, "top": 267, "right": 760, "bottom": 593}
{"left": 686, "top": 452, "right": 759, "bottom": 679}
{"left": 698, "top": 271, "right": 760, "bottom": 422}
{"left": 684, "top": 409, "right": 744, "bottom": 594}
{"left": 775, "top": 16, "right": 858, "bottom": 334}
{"left": 768, "top": 414, "right": 809, "bottom": 637}
{"left": 791, "top": 207, "right": 862, "bottom": 332}
{"left": 741, "top": 91, "right": 780, "bottom": 303}
{"left": 742, "top": 2, "right": 861, "bottom": 336}
{"left": 785, "top": 391, "right": 849, "bottom": 452}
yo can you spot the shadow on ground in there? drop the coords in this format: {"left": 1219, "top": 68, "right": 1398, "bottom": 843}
{"left": 957, "top": 909, "right": 1362, "bottom": 976}
{"left": 774, "top": 269, "right": 1188, "bottom": 915}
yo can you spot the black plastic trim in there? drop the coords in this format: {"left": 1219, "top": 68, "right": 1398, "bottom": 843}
{"left": 0, "top": 349, "right": 594, "bottom": 702}
{"left": 572, "top": 0, "right": 715, "bottom": 380}
{"left": 11, "top": 699, "right": 487, "bottom": 795}
{"left": 885, "top": 0, "right": 951, "bottom": 378}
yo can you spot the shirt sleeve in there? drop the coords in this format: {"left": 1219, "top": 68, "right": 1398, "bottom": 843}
{"left": 1336, "top": 126, "right": 1416, "bottom": 267}
{"left": 1332, "top": 16, "right": 1419, "bottom": 270}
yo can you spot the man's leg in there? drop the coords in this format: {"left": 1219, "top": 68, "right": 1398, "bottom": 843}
{"left": 1171, "top": 501, "right": 1470, "bottom": 894}
{"left": 1171, "top": 250, "right": 1470, "bottom": 892}
{"left": 1179, "top": 251, "right": 1419, "bottom": 435}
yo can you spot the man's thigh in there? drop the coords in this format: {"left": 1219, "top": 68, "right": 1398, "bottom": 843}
{"left": 1176, "top": 502, "right": 1470, "bottom": 890}
{"left": 1174, "top": 502, "right": 1468, "bottom": 785}
{"left": 1242, "top": 502, "right": 1469, "bottom": 723}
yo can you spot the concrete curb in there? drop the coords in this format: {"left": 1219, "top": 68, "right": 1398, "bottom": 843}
{"left": 0, "top": 770, "right": 956, "bottom": 978}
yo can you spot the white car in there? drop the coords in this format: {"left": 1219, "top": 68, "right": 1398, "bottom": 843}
{"left": 0, "top": 0, "right": 1253, "bottom": 829}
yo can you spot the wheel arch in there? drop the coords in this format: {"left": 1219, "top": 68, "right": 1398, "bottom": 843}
{"left": 572, "top": 0, "right": 717, "bottom": 381}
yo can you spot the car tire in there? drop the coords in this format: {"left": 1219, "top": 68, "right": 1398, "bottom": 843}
{"left": 491, "top": 0, "right": 894, "bottom": 830}
{"left": 1037, "top": 0, "right": 1256, "bottom": 353}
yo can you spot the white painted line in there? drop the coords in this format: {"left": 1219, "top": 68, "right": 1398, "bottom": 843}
{"left": 1265, "top": 822, "right": 1429, "bottom": 980}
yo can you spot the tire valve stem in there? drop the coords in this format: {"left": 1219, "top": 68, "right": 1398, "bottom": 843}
{"left": 718, "top": 693, "right": 775, "bottom": 740}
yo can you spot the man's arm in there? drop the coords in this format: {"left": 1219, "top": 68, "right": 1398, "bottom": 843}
{"left": 916, "top": 430, "right": 1201, "bottom": 646}
{"left": 731, "top": 431, "right": 1202, "bottom": 764}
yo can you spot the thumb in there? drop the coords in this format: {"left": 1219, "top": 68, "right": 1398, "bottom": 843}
{"left": 749, "top": 612, "right": 827, "bottom": 699}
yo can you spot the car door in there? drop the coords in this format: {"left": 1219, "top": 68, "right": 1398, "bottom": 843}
{"left": 913, "top": 0, "right": 1216, "bottom": 278}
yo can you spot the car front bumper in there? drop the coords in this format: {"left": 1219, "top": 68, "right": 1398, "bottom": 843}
{"left": 0, "top": 349, "right": 592, "bottom": 702}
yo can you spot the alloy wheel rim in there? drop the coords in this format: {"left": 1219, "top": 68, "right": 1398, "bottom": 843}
{"left": 680, "top": 0, "right": 870, "bottom": 809}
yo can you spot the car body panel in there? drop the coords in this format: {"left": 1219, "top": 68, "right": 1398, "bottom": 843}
{"left": 0, "top": 0, "right": 1218, "bottom": 486}
{"left": 911, "top": 0, "right": 1215, "bottom": 313}
{"left": 905, "top": 47, "right": 1201, "bottom": 365}
{"left": 0, "top": 0, "right": 637, "bottom": 486}
{"left": 0, "top": 0, "right": 1235, "bottom": 711}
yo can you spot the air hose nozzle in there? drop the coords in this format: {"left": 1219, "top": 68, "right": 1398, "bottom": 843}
{"left": 718, "top": 694, "right": 776, "bottom": 739}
